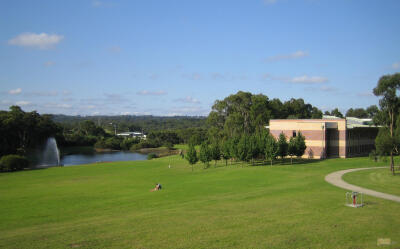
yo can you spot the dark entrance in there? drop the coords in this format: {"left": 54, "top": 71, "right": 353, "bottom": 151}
{"left": 326, "top": 128, "right": 339, "bottom": 158}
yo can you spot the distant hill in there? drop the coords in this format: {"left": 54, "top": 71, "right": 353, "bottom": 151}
{"left": 51, "top": 114, "right": 207, "bottom": 132}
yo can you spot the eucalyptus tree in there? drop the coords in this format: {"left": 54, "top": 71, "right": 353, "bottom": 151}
{"left": 373, "top": 73, "right": 400, "bottom": 174}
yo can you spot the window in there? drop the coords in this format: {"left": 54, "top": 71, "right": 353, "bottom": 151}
{"left": 293, "top": 131, "right": 297, "bottom": 137}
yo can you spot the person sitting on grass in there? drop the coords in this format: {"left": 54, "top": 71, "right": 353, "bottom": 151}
{"left": 150, "top": 183, "right": 162, "bottom": 192}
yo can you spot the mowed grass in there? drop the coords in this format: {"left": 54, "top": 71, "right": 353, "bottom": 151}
{"left": 0, "top": 156, "right": 399, "bottom": 249}
{"left": 343, "top": 167, "right": 400, "bottom": 196}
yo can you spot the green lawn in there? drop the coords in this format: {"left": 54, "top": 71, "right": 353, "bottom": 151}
{"left": 0, "top": 156, "right": 399, "bottom": 249}
{"left": 343, "top": 167, "right": 400, "bottom": 196}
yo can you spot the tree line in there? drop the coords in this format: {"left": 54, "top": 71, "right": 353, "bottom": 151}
{"left": 185, "top": 131, "right": 307, "bottom": 170}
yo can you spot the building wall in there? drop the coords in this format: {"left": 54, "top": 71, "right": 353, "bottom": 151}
{"left": 269, "top": 119, "right": 347, "bottom": 159}
{"left": 346, "top": 128, "right": 378, "bottom": 157}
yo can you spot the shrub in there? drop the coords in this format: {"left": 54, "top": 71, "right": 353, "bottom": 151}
{"left": 0, "top": 155, "right": 30, "bottom": 172}
{"left": 147, "top": 153, "right": 158, "bottom": 160}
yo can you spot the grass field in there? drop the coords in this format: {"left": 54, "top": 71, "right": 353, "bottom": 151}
{"left": 0, "top": 156, "right": 399, "bottom": 249}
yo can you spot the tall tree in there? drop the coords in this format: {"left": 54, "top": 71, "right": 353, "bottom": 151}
{"left": 294, "top": 132, "right": 307, "bottom": 158}
{"left": 277, "top": 132, "right": 288, "bottom": 161}
{"left": 199, "top": 142, "right": 212, "bottom": 168}
{"left": 265, "top": 135, "right": 278, "bottom": 166}
{"left": 185, "top": 143, "right": 198, "bottom": 171}
{"left": 221, "top": 139, "right": 231, "bottom": 166}
{"left": 288, "top": 136, "right": 296, "bottom": 164}
{"left": 373, "top": 73, "right": 400, "bottom": 175}
{"left": 237, "top": 135, "right": 249, "bottom": 166}
{"left": 210, "top": 142, "right": 221, "bottom": 166}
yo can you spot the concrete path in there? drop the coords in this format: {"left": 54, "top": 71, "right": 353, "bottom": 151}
{"left": 325, "top": 167, "right": 400, "bottom": 203}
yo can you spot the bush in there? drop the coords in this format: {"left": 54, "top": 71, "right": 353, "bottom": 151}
{"left": 147, "top": 153, "right": 158, "bottom": 160}
{"left": 0, "top": 155, "right": 30, "bottom": 172}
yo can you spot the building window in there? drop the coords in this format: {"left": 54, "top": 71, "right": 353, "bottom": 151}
{"left": 293, "top": 131, "right": 297, "bottom": 137}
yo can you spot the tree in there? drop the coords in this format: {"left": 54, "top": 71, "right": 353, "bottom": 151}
{"left": 330, "top": 108, "right": 344, "bottom": 118}
{"left": 221, "top": 139, "right": 231, "bottom": 166}
{"left": 265, "top": 135, "right": 278, "bottom": 166}
{"left": 199, "top": 142, "right": 212, "bottom": 168}
{"left": 375, "top": 127, "right": 393, "bottom": 158}
{"left": 210, "top": 142, "right": 221, "bottom": 166}
{"left": 277, "top": 132, "right": 288, "bottom": 161}
{"left": 346, "top": 108, "right": 368, "bottom": 118}
{"left": 288, "top": 136, "right": 296, "bottom": 164}
{"left": 373, "top": 73, "right": 400, "bottom": 175}
{"left": 294, "top": 132, "right": 307, "bottom": 158}
{"left": 185, "top": 143, "right": 198, "bottom": 171}
{"left": 237, "top": 135, "right": 249, "bottom": 166}
{"left": 366, "top": 105, "right": 379, "bottom": 119}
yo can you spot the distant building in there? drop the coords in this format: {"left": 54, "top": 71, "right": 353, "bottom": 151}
{"left": 116, "top": 131, "right": 146, "bottom": 139}
{"left": 268, "top": 116, "right": 379, "bottom": 159}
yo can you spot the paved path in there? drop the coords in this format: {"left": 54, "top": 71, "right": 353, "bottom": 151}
{"left": 325, "top": 167, "right": 400, "bottom": 203}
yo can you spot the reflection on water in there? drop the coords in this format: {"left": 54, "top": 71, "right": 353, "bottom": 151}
{"left": 60, "top": 148, "right": 147, "bottom": 166}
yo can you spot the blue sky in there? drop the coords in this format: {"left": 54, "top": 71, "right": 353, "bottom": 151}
{"left": 1, "top": 0, "right": 399, "bottom": 116}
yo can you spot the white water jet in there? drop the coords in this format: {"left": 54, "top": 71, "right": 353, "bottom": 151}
{"left": 39, "top": 137, "right": 60, "bottom": 167}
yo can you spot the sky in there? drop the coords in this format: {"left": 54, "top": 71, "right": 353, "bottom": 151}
{"left": 0, "top": 0, "right": 399, "bottom": 116}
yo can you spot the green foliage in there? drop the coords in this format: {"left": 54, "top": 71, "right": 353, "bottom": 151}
{"left": 221, "top": 139, "right": 231, "bottom": 165}
{"left": 237, "top": 135, "right": 249, "bottom": 163}
{"left": 0, "top": 106, "right": 61, "bottom": 156}
{"left": 185, "top": 143, "right": 198, "bottom": 170}
{"left": 94, "top": 137, "right": 122, "bottom": 150}
{"left": 207, "top": 91, "right": 323, "bottom": 139}
{"left": 210, "top": 142, "right": 221, "bottom": 166}
{"left": 294, "top": 132, "right": 307, "bottom": 158}
{"left": 329, "top": 108, "right": 344, "bottom": 118}
{"left": 120, "top": 137, "right": 140, "bottom": 150}
{"left": 288, "top": 137, "right": 296, "bottom": 164}
{"left": 375, "top": 127, "right": 393, "bottom": 157}
{"left": 265, "top": 135, "right": 278, "bottom": 165}
{"left": 373, "top": 73, "right": 400, "bottom": 174}
{"left": 199, "top": 142, "right": 212, "bottom": 168}
{"left": 0, "top": 154, "right": 29, "bottom": 172}
{"left": 147, "top": 153, "right": 158, "bottom": 160}
{"left": 277, "top": 133, "right": 288, "bottom": 160}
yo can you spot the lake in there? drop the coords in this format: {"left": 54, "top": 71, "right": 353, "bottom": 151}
{"left": 60, "top": 148, "right": 147, "bottom": 166}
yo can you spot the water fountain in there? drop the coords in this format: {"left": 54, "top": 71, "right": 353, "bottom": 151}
{"left": 38, "top": 137, "right": 60, "bottom": 167}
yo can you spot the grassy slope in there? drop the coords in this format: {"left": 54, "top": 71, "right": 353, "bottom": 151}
{"left": 343, "top": 167, "right": 400, "bottom": 196}
{"left": 0, "top": 157, "right": 399, "bottom": 249}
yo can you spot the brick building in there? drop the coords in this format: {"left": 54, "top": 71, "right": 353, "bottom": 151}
{"left": 268, "top": 116, "right": 378, "bottom": 159}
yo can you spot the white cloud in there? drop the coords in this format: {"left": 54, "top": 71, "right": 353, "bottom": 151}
{"left": 44, "top": 61, "right": 56, "bottom": 67}
{"left": 8, "top": 33, "right": 64, "bottom": 49}
{"left": 174, "top": 96, "right": 201, "bottom": 104}
{"left": 136, "top": 90, "right": 167, "bottom": 96}
{"left": 92, "top": 1, "right": 103, "bottom": 7}
{"left": 15, "top": 101, "right": 31, "bottom": 106}
{"left": 392, "top": 62, "right": 400, "bottom": 69}
{"left": 26, "top": 91, "right": 58, "bottom": 97}
{"left": 109, "top": 46, "right": 121, "bottom": 53}
{"left": 263, "top": 0, "right": 277, "bottom": 4}
{"left": 43, "top": 103, "right": 72, "bottom": 109}
{"left": 357, "top": 92, "right": 374, "bottom": 97}
{"left": 8, "top": 88, "right": 22, "bottom": 95}
{"left": 266, "top": 50, "right": 309, "bottom": 62}
{"left": 289, "top": 75, "right": 328, "bottom": 84}
{"left": 182, "top": 73, "right": 202, "bottom": 80}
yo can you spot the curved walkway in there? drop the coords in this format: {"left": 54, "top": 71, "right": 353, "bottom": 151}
{"left": 325, "top": 167, "right": 400, "bottom": 203}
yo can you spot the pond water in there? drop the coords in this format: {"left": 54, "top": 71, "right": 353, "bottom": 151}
{"left": 60, "top": 149, "right": 147, "bottom": 166}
